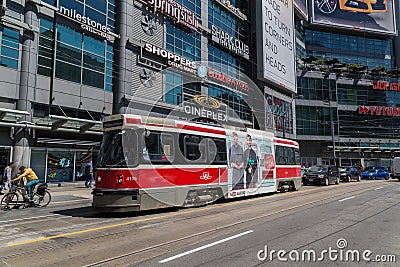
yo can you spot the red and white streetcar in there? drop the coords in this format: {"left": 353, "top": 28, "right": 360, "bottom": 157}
{"left": 92, "top": 114, "right": 301, "bottom": 212}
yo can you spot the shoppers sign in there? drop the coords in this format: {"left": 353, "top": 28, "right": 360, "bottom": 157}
{"left": 147, "top": 0, "right": 200, "bottom": 32}
{"left": 372, "top": 81, "right": 400, "bottom": 91}
{"left": 258, "top": 0, "right": 296, "bottom": 92}
{"left": 59, "top": 6, "right": 116, "bottom": 40}
{"left": 183, "top": 95, "right": 228, "bottom": 122}
{"left": 215, "top": 0, "right": 247, "bottom": 21}
{"left": 211, "top": 25, "right": 249, "bottom": 59}
{"left": 144, "top": 43, "right": 197, "bottom": 74}
{"left": 359, "top": 105, "right": 400, "bottom": 116}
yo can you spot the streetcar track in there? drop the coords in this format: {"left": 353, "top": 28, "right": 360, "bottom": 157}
{"left": 85, "top": 185, "right": 395, "bottom": 266}
{"left": 0, "top": 182, "right": 387, "bottom": 248}
{"left": 76, "top": 185, "right": 393, "bottom": 266}
{"left": 0, "top": 182, "right": 392, "bottom": 267}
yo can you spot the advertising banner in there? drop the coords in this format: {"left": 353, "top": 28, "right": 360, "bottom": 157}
{"left": 294, "top": 0, "right": 308, "bottom": 18}
{"left": 311, "top": 0, "right": 396, "bottom": 34}
{"left": 258, "top": 0, "right": 296, "bottom": 92}
{"left": 265, "top": 93, "right": 293, "bottom": 134}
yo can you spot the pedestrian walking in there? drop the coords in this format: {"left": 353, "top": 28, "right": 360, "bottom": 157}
{"left": 85, "top": 161, "right": 94, "bottom": 188}
{"left": 1, "top": 162, "right": 14, "bottom": 194}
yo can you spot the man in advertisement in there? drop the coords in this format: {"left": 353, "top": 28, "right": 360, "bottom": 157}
{"left": 244, "top": 134, "right": 258, "bottom": 189}
{"left": 229, "top": 132, "right": 244, "bottom": 190}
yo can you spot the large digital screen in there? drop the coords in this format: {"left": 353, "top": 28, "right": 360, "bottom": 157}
{"left": 311, "top": 0, "right": 396, "bottom": 34}
{"left": 294, "top": 0, "right": 308, "bottom": 18}
{"left": 258, "top": 0, "right": 296, "bottom": 92}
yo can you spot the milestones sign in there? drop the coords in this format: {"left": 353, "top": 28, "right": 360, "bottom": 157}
{"left": 59, "top": 6, "right": 117, "bottom": 40}
{"left": 258, "top": 0, "right": 295, "bottom": 92}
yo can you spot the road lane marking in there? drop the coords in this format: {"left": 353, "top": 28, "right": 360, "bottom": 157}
{"left": 338, "top": 196, "right": 356, "bottom": 202}
{"left": 1, "top": 182, "right": 382, "bottom": 249}
{"left": 159, "top": 230, "right": 253, "bottom": 263}
{"left": 0, "top": 214, "right": 60, "bottom": 224}
{"left": 374, "top": 187, "right": 383, "bottom": 191}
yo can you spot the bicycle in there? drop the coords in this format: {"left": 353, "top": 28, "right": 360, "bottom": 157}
{"left": 0, "top": 182, "right": 51, "bottom": 210}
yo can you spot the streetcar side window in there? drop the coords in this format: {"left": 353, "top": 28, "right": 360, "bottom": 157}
{"left": 284, "top": 147, "right": 295, "bottom": 165}
{"left": 208, "top": 138, "right": 227, "bottom": 165}
{"left": 275, "top": 145, "right": 299, "bottom": 165}
{"left": 294, "top": 148, "right": 301, "bottom": 165}
{"left": 275, "top": 145, "right": 286, "bottom": 165}
{"left": 182, "top": 134, "right": 207, "bottom": 162}
{"left": 144, "top": 132, "right": 173, "bottom": 163}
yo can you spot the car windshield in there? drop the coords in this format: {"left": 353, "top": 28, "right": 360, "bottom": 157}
{"left": 346, "top": 167, "right": 352, "bottom": 171}
{"left": 364, "top": 167, "right": 375, "bottom": 172}
{"left": 309, "top": 166, "right": 327, "bottom": 172}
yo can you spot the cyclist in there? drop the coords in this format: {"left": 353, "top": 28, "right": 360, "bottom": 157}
{"left": 11, "top": 166, "right": 39, "bottom": 200}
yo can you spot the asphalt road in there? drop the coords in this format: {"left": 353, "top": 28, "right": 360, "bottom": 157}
{"left": 0, "top": 180, "right": 399, "bottom": 267}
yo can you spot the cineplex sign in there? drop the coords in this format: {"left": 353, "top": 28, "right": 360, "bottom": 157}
{"left": 359, "top": 105, "right": 400, "bottom": 117}
{"left": 143, "top": 43, "right": 249, "bottom": 91}
{"left": 183, "top": 95, "right": 228, "bottom": 122}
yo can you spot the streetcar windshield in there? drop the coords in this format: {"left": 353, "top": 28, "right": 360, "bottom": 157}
{"left": 97, "top": 130, "right": 138, "bottom": 167}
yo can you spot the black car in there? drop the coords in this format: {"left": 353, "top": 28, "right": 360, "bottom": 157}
{"left": 339, "top": 167, "right": 362, "bottom": 182}
{"left": 302, "top": 165, "right": 340, "bottom": 186}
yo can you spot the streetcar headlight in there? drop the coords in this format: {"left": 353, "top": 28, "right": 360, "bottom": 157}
{"left": 117, "top": 174, "right": 123, "bottom": 184}
{"left": 97, "top": 176, "right": 102, "bottom": 183}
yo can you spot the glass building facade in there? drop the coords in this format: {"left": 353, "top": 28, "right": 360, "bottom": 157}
{"left": 294, "top": 12, "right": 400, "bottom": 166}
{"left": 0, "top": 26, "right": 19, "bottom": 69}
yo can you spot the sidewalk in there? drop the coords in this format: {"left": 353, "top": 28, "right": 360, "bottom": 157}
{"left": 46, "top": 181, "right": 93, "bottom": 199}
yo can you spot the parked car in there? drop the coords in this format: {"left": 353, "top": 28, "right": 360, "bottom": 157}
{"left": 339, "top": 167, "right": 362, "bottom": 182}
{"left": 361, "top": 167, "right": 390, "bottom": 180}
{"left": 302, "top": 165, "right": 340, "bottom": 186}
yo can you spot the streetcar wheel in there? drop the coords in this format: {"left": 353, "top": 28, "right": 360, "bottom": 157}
{"left": 1, "top": 193, "right": 19, "bottom": 210}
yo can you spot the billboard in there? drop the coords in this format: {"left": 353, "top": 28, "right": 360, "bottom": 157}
{"left": 311, "top": 0, "right": 396, "bottom": 34}
{"left": 294, "top": 0, "right": 308, "bottom": 18}
{"left": 258, "top": 0, "right": 296, "bottom": 92}
{"left": 265, "top": 92, "right": 293, "bottom": 134}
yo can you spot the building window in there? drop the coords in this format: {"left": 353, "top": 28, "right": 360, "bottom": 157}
{"left": 38, "top": 18, "right": 54, "bottom": 76}
{"left": 305, "top": 30, "right": 394, "bottom": 70}
{"left": 0, "top": 26, "right": 19, "bottom": 69}
{"left": 208, "top": 0, "right": 246, "bottom": 44}
{"left": 208, "top": 45, "right": 248, "bottom": 80}
{"left": 39, "top": 21, "right": 114, "bottom": 91}
{"left": 208, "top": 84, "right": 251, "bottom": 122}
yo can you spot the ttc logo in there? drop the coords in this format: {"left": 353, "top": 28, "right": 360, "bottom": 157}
{"left": 200, "top": 172, "right": 212, "bottom": 180}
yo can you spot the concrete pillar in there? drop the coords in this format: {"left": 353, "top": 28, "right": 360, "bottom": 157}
{"left": 13, "top": 1, "right": 39, "bottom": 167}
{"left": 113, "top": 0, "right": 128, "bottom": 114}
